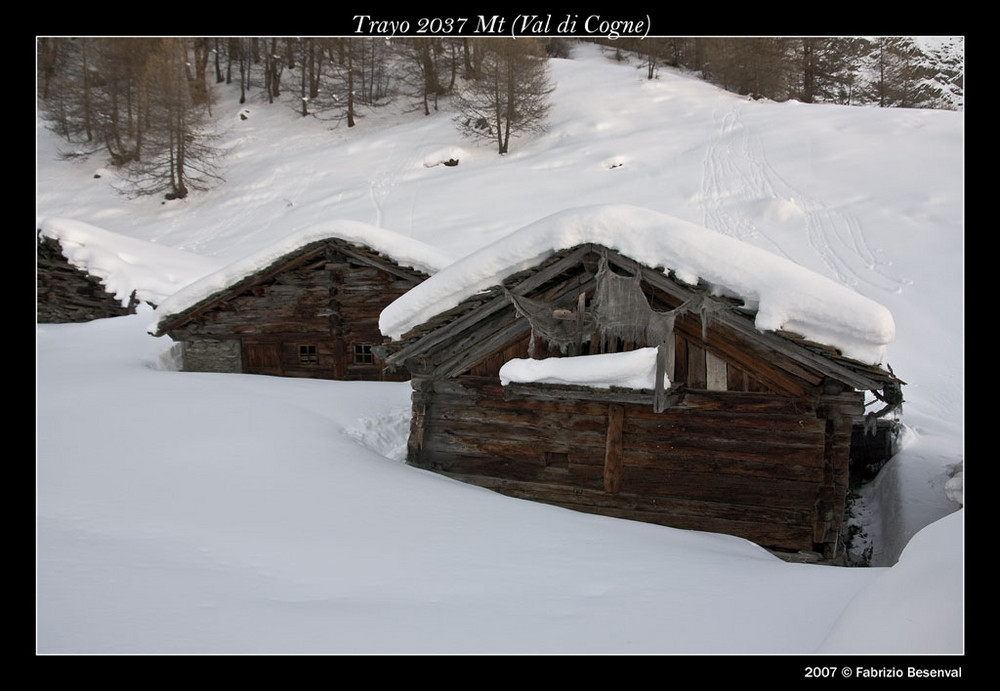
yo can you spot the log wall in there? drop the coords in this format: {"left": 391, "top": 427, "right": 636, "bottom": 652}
{"left": 408, "top": 375, "right": 861, "bottom": 553}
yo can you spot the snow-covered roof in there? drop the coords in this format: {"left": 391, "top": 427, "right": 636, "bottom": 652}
{"left": 150, "top": 220, "right": 454, "bottom": 335}
{"left": 379, "top": 205, "right": 896, "bottom": 366}
{"left": 37, "top": 217, "right": 223, "bottom": 308}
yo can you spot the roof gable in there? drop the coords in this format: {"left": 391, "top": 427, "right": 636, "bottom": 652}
{"left": 380, "top": 206, "right": 896, "bottom": 367}
{"left": 382, "top": 240, "right": 901, "bottom": 394}
{"left": 150, "top": 221, "right": 453, "bottom": 337}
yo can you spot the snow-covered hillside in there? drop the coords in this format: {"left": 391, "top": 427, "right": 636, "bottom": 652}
{"left": 36, "top": 41, "right": 964, "bottom": 656}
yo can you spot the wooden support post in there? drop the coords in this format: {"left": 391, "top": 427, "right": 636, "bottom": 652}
{"left": 654, "top": 343, "right": 668, "bottom": 413}
{"left": 604, "top": 404, "right": 625, "bottom": 493}
{"left": 411, "top": 402, "right": 427, "bottom": 453}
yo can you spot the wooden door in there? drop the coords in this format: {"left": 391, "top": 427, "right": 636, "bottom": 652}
{"left": 242, "top": 339, "right": 283, "bottom": 376}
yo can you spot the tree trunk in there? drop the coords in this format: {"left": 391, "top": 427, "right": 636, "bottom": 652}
{"left": 347, "top": 48, "right": 355, "bottom": 127}
{"left": 271, "top": 38, "right": 282, "bottom": 99}
{"left": 801, "top": 39, "right": 816, "bottom": 103}
{"left": 80, "top": 38, "right": 94, "bottom": 142}
{"left": 214, "top": 38, "right": 224, "bottom": 83}
{"left": 238, "top": 38, "right": 247, "bottom": 104}
{"left": 174, "top": 101, "right": 188, "bottom": 198}
{"left": 300, "top": 41, "right": 308, "bottom": 117}
{"left": 308, "top": 39, "right": 320, "bottom": 99}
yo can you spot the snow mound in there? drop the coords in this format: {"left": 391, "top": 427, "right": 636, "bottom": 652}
{"left": 422, "top": 148, "right": 468, "bottom": 168}
{"left": 817, "top": 510, "right": 964, "bottom": 654}
{"left": 345, "top": 407, "right": 411, "bottom": 462}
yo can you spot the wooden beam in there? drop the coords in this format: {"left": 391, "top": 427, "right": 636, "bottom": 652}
{"left": 706, "top": 351, "right": 728, "bottom": 391}
{"left": 503, "top": 381, "right": 683, "bottom": 408}
{"left": 440, "top": 318, "right": 531, "bottom": 378}
{"left": 334, "top": 242, "right": 427, "bottom": 283}
{"left": 385, "top": 245, "right": 597, "bottom": 367}
{"left": 604, "top": 404, "right": 625, "bottom": 493}
{"left": 621, "top": 255, "right": 892, "bottom": 392}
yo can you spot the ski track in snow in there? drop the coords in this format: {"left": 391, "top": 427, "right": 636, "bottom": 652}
{"left": 368, "top": 140, "right": 413, "bottom": 229}
{"left": 701, "top": 104, "right": 790, "bottom": 255}
{"left": 369, "top": 170, "right": 388, "bottom": 228}
{"left": 701, "top": 103, "right": 910, "bottom": 295}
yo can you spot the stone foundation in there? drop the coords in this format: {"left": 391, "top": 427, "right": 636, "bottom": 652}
{"left": 182, "top": 339, "right": 242, "bottom": 373}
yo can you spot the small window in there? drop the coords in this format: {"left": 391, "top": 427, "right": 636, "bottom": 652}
{"left": 299, "top": 345, "right": 318, "bottom": 364}
{"left": 354, "top": 344, "right": 374, "bottom": 364}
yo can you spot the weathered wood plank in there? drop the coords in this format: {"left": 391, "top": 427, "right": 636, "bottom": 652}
{"left": 662, "top": 390, "right": 816, "bottom": 414}
{"left": 604, "top": 404, "right": 625, "bottom": 493}
{"left": 435, "top": 472, "right": 816, "bottom": 551}
{"left": 706, "top": 351, "right": 727, "bottom": 391}
{"left": 624, "top": 450, "right": 825, "bottom": 482}
{"left": 432, "top": 404, "right": 611, "bottom": 435}
{"left": 623, "top": 412, "right": 825, "bottom": 442}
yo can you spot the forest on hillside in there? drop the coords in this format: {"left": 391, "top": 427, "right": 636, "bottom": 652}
{"left": 36, "top": 37, "right": 964, "bottom": 201}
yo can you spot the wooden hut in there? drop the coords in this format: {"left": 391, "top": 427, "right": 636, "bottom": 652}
{"left": 37, "top": 230, "right": 140, "bottom": 323}
{"left": 37, "top": 219, "right": 220, "bottom": 324}
{"left": 150, "top": 221, "right": 451, "bottom": 381}
{"left": 379, "top": 207, "right": 903, "bottom": 558}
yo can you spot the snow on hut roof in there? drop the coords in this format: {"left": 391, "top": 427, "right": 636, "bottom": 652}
{"left": 149, "top": 219, "right": 454, "bottom": 335}
{"left": 38, "top": 217, "right": 224, "bottom": 308}
{"left": 500, "top": 347, "right": 662, "bottom": 390}
{"left": 379, "top": 205, "right": 896, "bottom": 366}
